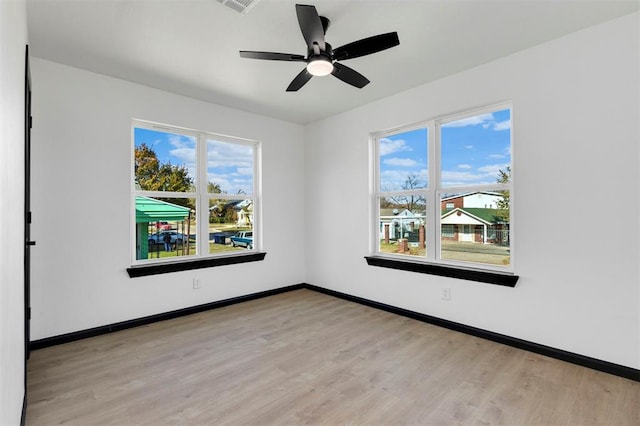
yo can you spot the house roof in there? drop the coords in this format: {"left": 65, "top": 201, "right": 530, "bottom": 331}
{"left": 441, "top": 208, "right": 506, "bottom": 225}
{"left": 380, "top": 208, "right": 420, "bottom": 218}
{"left": 210, "top": 199, "right": 252, "bottom": 212}
{"left": 135, "top": 196, "right": 191, "bottom": 223}
{"left": 441, "top": 191, "right": 503, "bottom": 202}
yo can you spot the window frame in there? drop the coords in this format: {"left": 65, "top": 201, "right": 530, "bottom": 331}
{"left": 370, "top": 102, "right": 515, "bottom": 276}
{"left": 130, "top": 119, "right": 262, "bottom": 267}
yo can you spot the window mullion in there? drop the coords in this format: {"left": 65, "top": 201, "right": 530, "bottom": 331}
{"left": 427, "top": 121, "right": 437, "bottom": 261}
{"left": 371, "top": 136, "right": 380, "bottom": 254}
{"left": 197, "top": 133, "right": 208, "bottom": 257}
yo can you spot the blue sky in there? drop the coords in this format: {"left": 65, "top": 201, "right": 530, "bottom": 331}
{"left": 134, "top": 128, "right": 254, "bottom": 194}
{"left": 379, "top": 108, "right": 511, "bottom": 190}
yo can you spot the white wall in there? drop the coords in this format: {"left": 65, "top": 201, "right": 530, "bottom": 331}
{"left": 305, "top": 13, "right": 640, "bottom": 368}
{"left": 29, "top": 59, "right": 306, "bottom": 340}
{"left": 0, "top": 0, "right": 28, "bottom": 423}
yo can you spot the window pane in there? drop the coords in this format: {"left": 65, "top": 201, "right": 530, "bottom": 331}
{"left": 379, "top": 128, "right": 428, "bottom": 192}
{"left": 440, "top": 108, "right": 511, "bottom": 187}
{"left": 134, "top": 128, "right": 196, "bottom": 192}
{"left": 207, "top": 140, "right": 254, "bottom": 195}
{"left": 135, "top": 197, "right": 196, "bottom": 260}
{"left": 379, "top": 196, "right": 426, "bottom": 256}
{"left": 440, "top": 192, "right": 510, "bottom": 267}
{"left": 209, "top": 198, "right": 254, "bottom": 254}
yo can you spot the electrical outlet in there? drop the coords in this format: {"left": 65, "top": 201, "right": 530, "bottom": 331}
{"left": 441, "top": 288, "right": 451, "bottom": 301}
{"left": 193, "top": 278, "right": 201, "bottom": 290}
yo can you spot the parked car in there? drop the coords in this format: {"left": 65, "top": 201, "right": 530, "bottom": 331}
{"left": 230, "top": 231, "right": 253, "bottom": 249}
{"left": 148, "top": 231, "right": 187, "bottom": 246}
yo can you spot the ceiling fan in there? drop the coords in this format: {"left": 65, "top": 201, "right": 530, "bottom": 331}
{"left": 239, "top": 4, "right": 400, "bottom": 92}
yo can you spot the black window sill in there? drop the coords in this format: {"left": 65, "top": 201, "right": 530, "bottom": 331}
{"left": 127, "top": 252, "right": 266, "bottom": 278}
{"left": 364, "top": 256, "right": 518, "bottom": 287}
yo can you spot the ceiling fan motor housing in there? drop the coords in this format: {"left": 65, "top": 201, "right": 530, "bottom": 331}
{"left": 308, "top": 42, "right": 333, "bottom": 61}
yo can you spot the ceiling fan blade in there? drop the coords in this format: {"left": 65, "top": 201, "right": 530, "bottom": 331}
{"left": 286, "top": 68, "right": 313, "bottom": 92}
{"left": 331, "top": 62, "right": 370, "bottom": 89}
{"left": 239, "top": 51, "right": 306, "bottom": 62}
{"left": 296, "top": 4, "right": 325, "bottom": 51}
{"left": 333, "top": 32, "right": 400, "bottom": 61}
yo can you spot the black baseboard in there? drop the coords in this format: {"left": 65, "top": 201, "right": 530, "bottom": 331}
{"left": 30, "top": 282, "right": 639, "bottom": 382}
{"left": 305, "top": 284, "right": 640, "bottom": 382}
{"left": 21, "top": 392, "right": 26, "bottom": 426}
{"left": 30, "top": 283, "right": 304, "bottom": 350}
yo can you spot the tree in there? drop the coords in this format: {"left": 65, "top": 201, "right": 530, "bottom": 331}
{"left": 389, "top": 174, "right": 426, "bottom": 213}
{"left": 208, "top": 181, "right": 223, "bottom": 194}
{"left": 134, "top": 143, "right": 194, "bottom": 209}
{"left": 134, "top": 143, "right": 160, "bottom": 189}
{"left": 207, "top": 181, "right": 235, "bottom": 223}
{"left": 496, "top": 166, "right": 511, "bottom": 221}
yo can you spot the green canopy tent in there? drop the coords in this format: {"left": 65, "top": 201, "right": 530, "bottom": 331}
{"left": 135, "top": 196, "right": 191, "bottom": 259}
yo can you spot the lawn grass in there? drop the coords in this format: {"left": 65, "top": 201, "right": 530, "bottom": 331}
{"left": 145, "top": 241, "right": 248, "bottom": 259}
{"left": 379, "top": 240, "right": 510, "bottom": 266}
{"left": 380, "top": 241, "right": 426, "bottom": 256}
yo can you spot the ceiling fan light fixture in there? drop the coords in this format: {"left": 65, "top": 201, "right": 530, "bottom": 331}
{"left": 306, "top": 58, "right": 333, "bottom": 76}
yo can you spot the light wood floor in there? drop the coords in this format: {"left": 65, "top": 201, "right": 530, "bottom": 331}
{"left": 27, "top": 289, "right": 639, "bottom": 425}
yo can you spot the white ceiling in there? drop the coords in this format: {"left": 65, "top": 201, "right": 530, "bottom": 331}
{"left": 26, "top": 0, "right": 639, "bottom": 124}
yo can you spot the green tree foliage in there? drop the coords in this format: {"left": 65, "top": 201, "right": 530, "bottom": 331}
{"left": 206, "top": 183, "right": 250, "bottom": 223}
{"left": 496, "top": 166, "right": 511, "bottom": 221}
{"left": 207, "top": 182, "right": 233, "bottom": 224}
{"left": 208, "top": 181, "right": 223, "bottom": 194}
{"left": 209, "top": 201, "right": 238, "bottom": 224}
{"left": 134, "top": 143, "right": 194, "bottom": 209}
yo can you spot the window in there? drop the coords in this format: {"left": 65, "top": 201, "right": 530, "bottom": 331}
{"left": 132, "top": 120, "right": 260, "bottom": 265}
{"left": 372, "top": 103, "right": 512, "bottom": 273}
{"left": 442, "top": 224, "right": 455, "bottom": 238}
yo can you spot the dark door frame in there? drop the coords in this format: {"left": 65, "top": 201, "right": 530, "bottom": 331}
{"left": 24, "top": 44, "right": 33, "bottom": 366}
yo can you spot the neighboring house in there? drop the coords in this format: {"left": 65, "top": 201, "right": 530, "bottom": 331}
{"left": 439, "top": 192, "right": 509, "bottom": 245}
{"left": 236, "top": 202, "right": 253, "bottom": 227}
{"left": 379, "top": 208, "right": 425, "bottom": 240}
{"left": 441, "top": 191, "right": 504, "bottom": 210}
{"left": 441, "top": 208, "right": 509, "bottom": 245}
{"left": 209, "top": 199, "right": 253, "bottom": 227}
{"left": 380, "top": 191, "right": 509, "bottom": 245}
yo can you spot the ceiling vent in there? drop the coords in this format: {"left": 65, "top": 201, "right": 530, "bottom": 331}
{"left": 216, "top": 0, "right": 260, "bottom": 14}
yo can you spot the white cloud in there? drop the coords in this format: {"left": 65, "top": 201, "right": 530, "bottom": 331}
{"left": 384, "top": 157, "right": 417, "bottom": 167}
{"left": 464, "top": 145, "right": 474, "bottom": 150}
{"left": 236, "top": 167, "right": 253, "bottom": 175}
{"left": 477, "top": 163, "right": 510, "bottom": 175}
{"left": 442, "top": 114, "right": 510, "bottom": 132}
{"left": 493, "top": 120, "right": 511, "bottom": 131}
{"left": 442, "top": 113, "right": 494, "bottom": 128}
{"left": 441, "top": 162, "right": 510, "bottom": 186}
{"left": 380, "top": 168, "right": 427, "bottom": 191}
{"left": 457, "top": 164, "right": 472, "bottom": 169}
{"left": 207, "top": 140, "right": 253, "bottom": 169}
{"left": 166, "top": 135, "right": 197, "bottom": 167}
{"left": 489, "top": 146, "right": 511, "bottom": 160}
{"left": 208, "top": 172, "right": 253, "bottom": 194}
{"left": 379, "top": 138, "right": 411, "bottom": 156}
{"left": 441, "top": 170, "right": 484, "bottom": 183}
{"left": 169, "top": 147, "right": 196, "bottom": 164}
